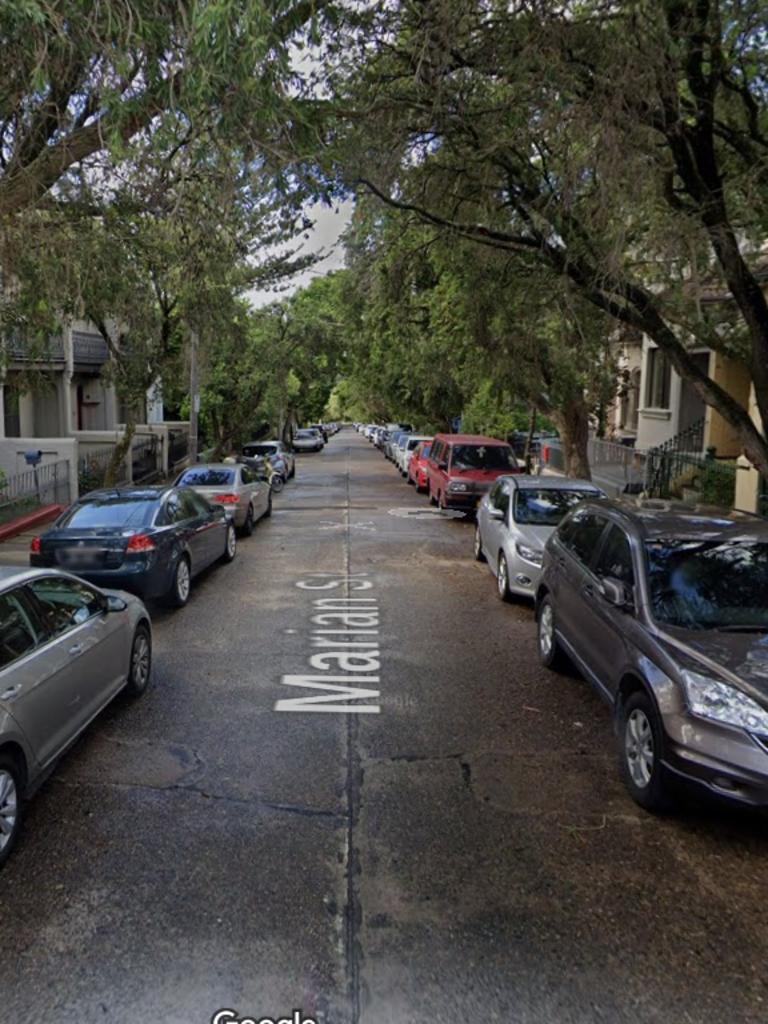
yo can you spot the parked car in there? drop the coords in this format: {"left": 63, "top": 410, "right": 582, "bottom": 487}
{"left": 475, "top": 476, "right": 603, "bottom": 601}
{"left": 407, "top": 441, "right": 433, "bottom": 491}
{"left": 309, "top": 423, "right": 329, "bottom": 443}
{"left": 174, "top": 463, "right": 271, "bottom": 534}
{"left": 0, "top": 567, "right": 153, "bottom": 866}
{"left": 391, "top": 431, "right": 413, "bottom": 468}
{"left": 426, "top": 434, "right": 521, "bottom": 510}
{"left": 241, "top": 440, "right": 295, "bottom": 481}
{"left": 536, "top": 498, "right": 768, "bottom": 812}
{"left": 397, "top": 434, "right": 432, "bottom": 476}
{"left": 386, "top": 430, "right": 410, "bottom": 462}
{"left": 30, "top": 486, "right": 237, "bottom": 608}
{"left": 293, "top": 429, "right": 324, "bottom": 452}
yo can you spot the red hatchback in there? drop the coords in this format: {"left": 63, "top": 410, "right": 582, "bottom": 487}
{"left": 426, "top": 434, "right": 520, "bottom": 510}
{"left": 407, "top": 440, "right": 433, "bottom": 491}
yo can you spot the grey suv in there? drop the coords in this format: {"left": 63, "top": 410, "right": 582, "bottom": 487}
{"left": 536, "top": 498, "right": 768, "bottom": 812}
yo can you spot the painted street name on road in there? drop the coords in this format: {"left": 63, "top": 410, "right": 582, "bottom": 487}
{"left": 274, "top": 573, "right": 381, "bottom": 714}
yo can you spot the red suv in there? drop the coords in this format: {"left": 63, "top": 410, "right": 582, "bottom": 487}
{"left": 426, "top": 434, "right": 520, "bottom": 510}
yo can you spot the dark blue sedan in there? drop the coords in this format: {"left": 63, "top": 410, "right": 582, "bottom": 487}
{"left": 29, "top": 486, "right": 237, "bottom": 608}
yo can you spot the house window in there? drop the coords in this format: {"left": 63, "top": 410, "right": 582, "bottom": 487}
{"left": 645, "top": 348, "right": 671, "bottom": 409}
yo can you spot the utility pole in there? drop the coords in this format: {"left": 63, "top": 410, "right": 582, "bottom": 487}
{"left": 189, "top": 328, "right": 199, "bottom": 463}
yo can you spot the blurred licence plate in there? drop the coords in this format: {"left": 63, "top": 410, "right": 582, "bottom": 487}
{"left": 61, "top": 547, "right": 100, "bottom": 567}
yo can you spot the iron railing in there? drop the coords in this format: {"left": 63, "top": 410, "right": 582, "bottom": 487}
{"left": 0, "top": 460, "right": 71, "bottom": 523}
{"left": 168, "top": 429, "right": 190, "bottom": 470}
{"left": 644, "top": 448, "right": 736, "bottom": 505}
{"left": 131, "top": 435, "right": 160, "bottom": 484}
{"left": 78, "top": 446, "right": 128, "bottom": 494}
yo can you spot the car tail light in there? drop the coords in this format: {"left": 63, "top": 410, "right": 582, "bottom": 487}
{"left": 213, "top": 493, "right": 239, "bottom": 504}
{"left": 30, "top": 536, "right": 41, "bottom": 554}
{"left": 126, "top": 533, "right": 156, "bottom": 552}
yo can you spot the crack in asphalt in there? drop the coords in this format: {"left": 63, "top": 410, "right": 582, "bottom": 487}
{"left": 51, "top": 777, "right": 346, "bottom": 820}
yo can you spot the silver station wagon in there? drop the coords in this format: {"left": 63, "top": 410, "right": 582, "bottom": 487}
{"left": 0, "top": 568, "right": 152, "bottom": 867}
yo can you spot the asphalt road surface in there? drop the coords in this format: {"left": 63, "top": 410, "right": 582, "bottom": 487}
{"left": 2, "top": 429, "right": 768, "bottom": 1024}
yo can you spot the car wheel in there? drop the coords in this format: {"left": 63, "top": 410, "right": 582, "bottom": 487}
{"left": 289, "top": 464, "right": 295, "bottom": 479}
{"left": 222, "top": 523, "right": 237, "bottom": 562}
{"left": 537, "top": 596, "right": 566, "bottom": 670}
{"left": 241, "top": 505, "right": 255, "bottom": 537}
{"left": 429, "top": 487, "right": 437, "bottom": 507}
{"left": 270, "top": 474, "right": 285, "bottom": 494}
{"left": 619, "top": 691, "right": 673, "bottom": 813}
{"left": 473, "top": 525, "right": 486, "bottom": 562}
{"left": 165, "top": 555, "right": 191, "bottom": 608}
{"left": 0, "top": 756, "right": 22, "bottom": 869}
{"left": 125, "top": 623, "right": 152, "bottom": 698}
{"left": 497, "top": 552, "right": 512, "bottom": 601}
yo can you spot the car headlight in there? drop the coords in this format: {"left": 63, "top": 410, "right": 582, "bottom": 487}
{"left": 681, "top": 670, "right": 768, "bottom": 732}
{"left": 516, "top": 542, "right": 543, "bottom": 567}
{"left": 448, "top": 481, "right": 468, "bottom": 492}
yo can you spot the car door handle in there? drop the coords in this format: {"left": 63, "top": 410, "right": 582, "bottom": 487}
{"left": 68, "top": 642, "right": 84, "bottom": 655}
{"left": 0, "top": 684, "right": 21, "bottom": 700}
{"left": 582, "top": 583, "right": 597, "bottom": 599}
{"left": 556, "top": 556, "right": 566, "bottom": 568}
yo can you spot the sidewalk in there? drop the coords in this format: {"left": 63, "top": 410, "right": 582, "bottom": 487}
{"left": 0, "top": 528, "right": 37, "bottom": 568}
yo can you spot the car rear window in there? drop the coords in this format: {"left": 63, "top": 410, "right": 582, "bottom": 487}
{"left": 451, "top": 444, "right": 517, "bottom": 471}
{"left": 296, "top": 430, "right": 314, "bottom": 438}
{"left": 62, "top": 497, "right": 159, "bottom": 528}
{"left": 177, "top": 468, "right": 235, "bottom": 487}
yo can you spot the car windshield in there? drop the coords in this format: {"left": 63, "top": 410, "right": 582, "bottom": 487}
{"left": 418, "top": 444, "right": 432, "bottom": 458}
{"left": 62, "top": 497, "right": 158, "bottom": 528}
{"left": 514, "top": 489, "right": 597, "bottom": 526}
{"left": 451, "top": 444, "right": 517, "bottom": 471}
{"left": 177, "top": 469, "right": 235, "bottom": 487}
{"left": 646, "top": 539, "right": 768, "bottom": 629}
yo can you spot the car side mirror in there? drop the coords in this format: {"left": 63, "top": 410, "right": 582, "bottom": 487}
{"left": 601, "top": 577, "right": 633, "bottom": 611}
{"left": 105, "top": 594, "right": 128, "bottom": 613}
{"left": 489, "top": 507, "right": 504, "bottom": 520}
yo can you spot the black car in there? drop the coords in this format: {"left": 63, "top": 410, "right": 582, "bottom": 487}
{"left": 30, "top": 486, "right": 237, "bottom": 608}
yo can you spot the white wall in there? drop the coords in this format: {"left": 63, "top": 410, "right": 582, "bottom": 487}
{"left": 0, "top": 437, "right": 79, "bottom": 501}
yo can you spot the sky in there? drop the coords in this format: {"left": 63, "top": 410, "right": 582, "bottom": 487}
{"left": 246, "top": 199, "right": 355, "bottom": 308}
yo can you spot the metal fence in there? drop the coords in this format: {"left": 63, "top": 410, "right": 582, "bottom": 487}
{"left": 0, "top": 460, "right": 71, "bottom": 524}
{"left": 131, "top": 435, "right": 160, "bottom": 484}
{"left": 78, "top": 435, "right": 162, "bottom": 493}
{"left": 168, "top": 429, "right": 189, "bottom": 470}
{"left": 78, "top": 446, "right": 128, "bottom": 494}
{"left": 644, "top": 449, "right": 737, "bottom": 505}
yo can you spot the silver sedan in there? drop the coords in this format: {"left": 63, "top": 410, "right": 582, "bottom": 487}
{"left": 475, "top": 475, "right": 604, "bottom": 600}
{"left": 174, "top": 462, "right": 271, "bottom": 535}
{"left": 0, "top": 567, "right": 152, "bottom": 867}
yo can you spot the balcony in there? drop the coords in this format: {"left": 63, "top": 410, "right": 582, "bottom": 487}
{"left": 2, "top": 330, "right": 64, "bottom": 363}
{"left": 72, "top": 331, "right": 109, "bottom": 366}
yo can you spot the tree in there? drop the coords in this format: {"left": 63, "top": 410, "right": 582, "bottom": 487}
{"left": 0, "top": 0, "right": 328, "bottom": 216}
{"left": 338, "top": 200, "right": 616, "bottom": 474}
{"left": 330, "top": 0, "right": 768, "bottom": 474}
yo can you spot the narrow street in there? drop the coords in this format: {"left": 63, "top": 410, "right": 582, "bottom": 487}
{"left": 2, "top": 430, "right": 768, "bottom": 1024}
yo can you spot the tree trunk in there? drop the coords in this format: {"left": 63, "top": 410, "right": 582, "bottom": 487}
{"left": 552, "top": 398, "right": 591, "bottom": 479}
{"left": 105, "top": 420, "right": 135, "bottom": 487}
{"left": 522, "top": 405, "right": 537, "bottom": 473}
